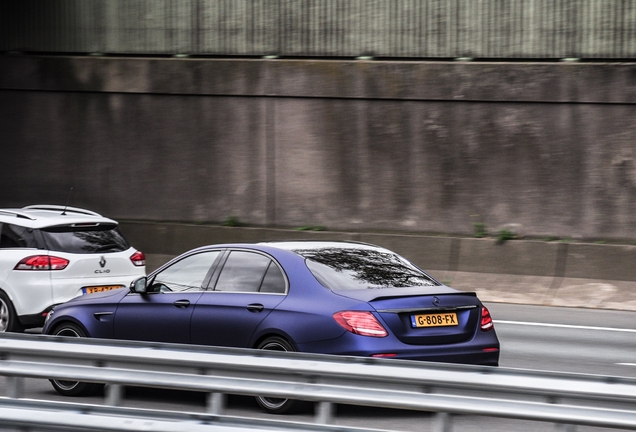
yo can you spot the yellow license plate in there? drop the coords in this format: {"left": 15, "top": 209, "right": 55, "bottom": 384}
{"left": 82, "top": 285, "right": 124, "bottom": 295}
{"left": 411, "top": 312, "right": 458, "bottom": 328}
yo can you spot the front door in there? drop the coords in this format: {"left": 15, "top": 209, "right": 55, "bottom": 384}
{"left": 113, "top": 250, "right": 222, "bottom": 343}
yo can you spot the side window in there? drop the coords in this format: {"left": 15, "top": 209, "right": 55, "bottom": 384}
{"left": 214, "top": 251, "right": 281, "bottom": 293}
{"left": 0, "top": 224, "right": 36, "bottom": 248}
{"left": 260, "top": 262, "right": 286, "bottom": 294}
{"left": 152, "top": 251, "right": 221, "bottom": 293}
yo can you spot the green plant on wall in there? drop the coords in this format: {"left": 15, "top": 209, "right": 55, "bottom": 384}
{"left": 222, "top": 216, "right": 242, "bottom": 227}
{"left": 496, "top": 229, "right": 515, "bottom": 244}
{"left": 473, "top": 222, "right": 488, "bottom": 238}
{"left": 295, "top": 225, "right": 325, "bottom": 231}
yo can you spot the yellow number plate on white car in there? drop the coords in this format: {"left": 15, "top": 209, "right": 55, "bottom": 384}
{"left": 411, "top": 312, "right": 458, "bottom": 328}
{"left": 82, "top": 285, "right": 124, "bottom": 295}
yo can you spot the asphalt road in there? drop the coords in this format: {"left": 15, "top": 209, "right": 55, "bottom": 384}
{"left": 2, "top": 302, "right": 635, "bottom": 431}
{"left": 488, "top": 302, "right": 636, "bottom": 378}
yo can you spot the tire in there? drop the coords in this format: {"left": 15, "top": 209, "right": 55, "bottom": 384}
{"left": 49, "top": 323, "right": 104, "bottom": 396}
{"left": 255, "top": 336, "right": 308, "bottom": 414}
{"left": 0, "top": 290, "right": 23, "bottom": 333}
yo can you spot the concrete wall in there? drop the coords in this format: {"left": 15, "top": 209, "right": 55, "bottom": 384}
{"left": 121, "top": 221, "right": 636, "bottom": 311}
{"left": 2, "top": 54, "right": 636, "bottom": 240}
{"left": 121, "top": 221, "right": 636, "bottom": 281}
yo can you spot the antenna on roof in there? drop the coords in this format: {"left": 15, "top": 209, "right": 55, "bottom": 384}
{"left": 62, "top": 187, "right": 74, "bottom": 215}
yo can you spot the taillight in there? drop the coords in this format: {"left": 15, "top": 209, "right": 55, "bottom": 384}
{"left": 480, "top": 306, "right": 494, "bottom": 331}
{"left": 130, "top": 251, "right": 145, "bottom": 267}
{"left": 14, "top": 255, "right": 69, "bottom": 271}
{"left": 333, "top": 311, "right": 388, "bottom": 337}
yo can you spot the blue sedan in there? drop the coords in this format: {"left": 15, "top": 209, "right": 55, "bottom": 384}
{"left": 43, "top": 241, "right": 499, "bottom": 413}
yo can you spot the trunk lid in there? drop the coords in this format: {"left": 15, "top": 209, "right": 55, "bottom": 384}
{"left": 336, "top": 288, "right": 481, "bottom": 345}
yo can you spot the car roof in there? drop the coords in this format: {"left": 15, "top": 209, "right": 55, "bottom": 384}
{"left": 0, "top": 205, "right": 117, "bottom": 229}
{"left": 258, "top": 240, "right": 392, "bottom": 253}
{"left": 185, "top": 241, "right": 392, "bottom": 256}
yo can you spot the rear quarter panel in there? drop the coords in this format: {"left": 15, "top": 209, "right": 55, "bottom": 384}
{"left": 250, "top": 251, "right": 365, "bottom": 346}
{"left": 0, "top": 249, "right": 53, "bottom": 315}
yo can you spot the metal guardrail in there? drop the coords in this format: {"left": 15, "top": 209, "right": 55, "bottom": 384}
{"left": 1, "top": 333, "right": 636, "bottom": 431}
{"left": 1, "top": 0, "right": 636, "bottom": 59}
{"left": 0, "top": 398, "right": 374, "bottom": 432}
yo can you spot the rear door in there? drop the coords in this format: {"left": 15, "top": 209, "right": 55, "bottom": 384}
{"left": 191, "top": 249, "right": 286, "bottom": 348}
{"left": 113, "top": 250, "right": 222, "bottom": 343}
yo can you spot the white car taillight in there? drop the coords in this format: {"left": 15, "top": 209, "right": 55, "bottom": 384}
{"left": 14, "top": 255, "right": 69, "bottom": 271}
{"left": 130, "top": 251, "right": 145, "bottom": 267}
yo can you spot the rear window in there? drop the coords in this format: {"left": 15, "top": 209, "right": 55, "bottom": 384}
{"left": 295, "top": 247, "right": 439, "bottom": 290}
{"left": 40, "top": 224, "right": 130, "bottom": 254}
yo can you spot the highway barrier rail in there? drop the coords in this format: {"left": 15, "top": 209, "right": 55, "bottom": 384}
{"left": 0, "top": 333, "right": 636, "bottom": 431}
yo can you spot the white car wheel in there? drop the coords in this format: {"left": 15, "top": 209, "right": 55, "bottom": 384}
{"left": 0, "top": 291, "right": 22, "bottom": 333}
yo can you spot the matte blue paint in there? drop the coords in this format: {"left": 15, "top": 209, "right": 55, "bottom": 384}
{"left": 43, "top": 242, "right": 500, "bottom": 366}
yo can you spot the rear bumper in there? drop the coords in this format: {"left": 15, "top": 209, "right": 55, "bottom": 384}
{"left": 297, "top": 329, "right": 501, "bottom": 366}
{"left": 18, "top": 305, "right": 55, "bottom": 328}
{"left": 385, "top": 348, "right": 499, "bottom": 366}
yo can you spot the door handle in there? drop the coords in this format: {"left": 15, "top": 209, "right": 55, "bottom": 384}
{"left": 173, "top": 300, "right": 191, "bottom": 308}
{"left": 246, "top": 303, "right": 264, "bottom": 313}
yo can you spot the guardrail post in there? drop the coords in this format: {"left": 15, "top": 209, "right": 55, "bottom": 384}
{"left": 206, "top": 392, "right": 226, "bottom": 415}
{"left": 434, "top": 412, "right": 452, "bottom": 432}
{"left": 6, "top": 376, "right": 24, "bottom": 399}
{"left": 549, "top": 396, "right": 576, "bottom": 431}
{"left": 105, "top": 384, "right": 123, "bottom": 406}
{"left": 316, "top": 401, "right": 335, "bottom": 424}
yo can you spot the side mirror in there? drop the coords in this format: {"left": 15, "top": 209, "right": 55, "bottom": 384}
{"left": 130, "top": 277, "right": 148, "bottom": 294}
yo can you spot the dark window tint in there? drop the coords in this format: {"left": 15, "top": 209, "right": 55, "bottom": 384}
{"left": 214, "top": 251, "right": 280, "bottom": 293}
{"left": 153, "top": 251, "right": 221, "bottom": 292}
{"left": 40, "top": 224, "right": 129, "bottom": 254}
{"left": 0, "top": 224, "right": 40, "bottom": 248}
{"left": 297, "top": 247, "right": 438, "bottom": 290}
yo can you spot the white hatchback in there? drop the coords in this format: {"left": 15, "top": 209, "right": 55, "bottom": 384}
{"left": 0, "top": 205, "right": 145, "bottom": 332}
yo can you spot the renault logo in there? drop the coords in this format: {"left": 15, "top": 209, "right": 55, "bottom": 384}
{"left": 99, "top": 256, "right": 106, "bottom": 268}
{"left": 432, "top": 296, "right": 440, "bottom": 307}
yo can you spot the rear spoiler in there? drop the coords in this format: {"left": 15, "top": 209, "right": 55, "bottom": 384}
{"left": 332, "top": 286, "right": 477, "bottom": 303}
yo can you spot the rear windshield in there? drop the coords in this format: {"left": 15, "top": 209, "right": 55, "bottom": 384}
{"left": 295, "top": 247, "right": 439, "bottom": 290}
{"left": 40, "top": 224, "right": 130, "bottom": 254}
